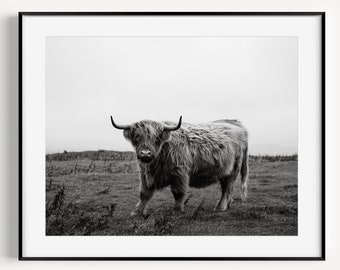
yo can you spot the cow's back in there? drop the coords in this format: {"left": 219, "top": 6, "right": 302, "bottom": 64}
{"left": 162, "top": 119, "right": 248, "bottom": 188}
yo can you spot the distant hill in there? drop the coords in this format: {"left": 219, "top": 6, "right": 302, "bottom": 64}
{"left": 46, "top": 150, "right": 297, "bottom": 163}
{"left": 46, "top": 150, "right": 136, "bottom": 162}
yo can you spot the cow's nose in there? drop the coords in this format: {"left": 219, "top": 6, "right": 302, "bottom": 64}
{"left": 140, "top": 150, "right": 151, "bottom": 157}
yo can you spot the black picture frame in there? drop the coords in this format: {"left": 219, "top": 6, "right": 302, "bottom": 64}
{"left": 18, "top": 11, "right": 325, "bottom": 261}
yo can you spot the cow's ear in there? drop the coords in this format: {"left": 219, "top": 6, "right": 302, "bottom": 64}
{"left": 123, "top": 129, "right": 131, "bottom": 141}
{"left": 160, "top": 130, "right": 171, "bottom": 142}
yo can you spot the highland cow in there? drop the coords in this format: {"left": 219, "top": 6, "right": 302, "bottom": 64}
{"left": 110, "top": 116, "right": 249, "bottom": 217}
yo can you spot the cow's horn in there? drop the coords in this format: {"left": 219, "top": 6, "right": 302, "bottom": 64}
{"left": 110, "top": 116, "right": 130, "bottom": 130}
{"left": 163, "top": 116, "right": 182, "bottom": 131}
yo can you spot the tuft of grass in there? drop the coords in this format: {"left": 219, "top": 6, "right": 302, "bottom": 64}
{"left": 229, "top": 209, "right": 268, "bottom": 220}
{"left": 97, "top": 187, "right": 111, "bottom": 195}
{"left": 190, "top": 199, "right": 205, "bottom": 220}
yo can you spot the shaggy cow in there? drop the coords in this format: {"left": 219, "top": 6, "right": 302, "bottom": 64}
{"left": 110, "top": 116, "right": 248, "bottom": 217}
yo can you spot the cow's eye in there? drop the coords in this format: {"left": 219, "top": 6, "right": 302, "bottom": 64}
{"left": 133, "top": 134, "right": 140, "bottom": 142}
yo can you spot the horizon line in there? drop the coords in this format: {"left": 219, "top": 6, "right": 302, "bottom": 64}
{"left": 45, "top": 149, "right": 298, "bottom": 157}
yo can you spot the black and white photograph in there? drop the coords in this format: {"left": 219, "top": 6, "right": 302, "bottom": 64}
{"left": 45, "top": 35, "right": 298, "bottom": 236}
{"left": 19, "top": 12, "right": 325, "bottom": 259}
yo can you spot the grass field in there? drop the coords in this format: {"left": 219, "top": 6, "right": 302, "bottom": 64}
{"left": 46, "top": 151, "right": 297, "bottom": 236}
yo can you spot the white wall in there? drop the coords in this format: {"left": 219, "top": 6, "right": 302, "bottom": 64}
{"left": 0, "top": 0, "right": 338, "bottom": 269}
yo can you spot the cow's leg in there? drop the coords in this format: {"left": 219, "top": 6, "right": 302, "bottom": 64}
{"left": 131, "top": 186, "right": 154, "bottom": 217}
{"left": 215, "top": 158, "right": 241, "bottom": 211}
{"left": 214, "top": 178, "right": 234, "bottom": 211}
{"left": 240, "top": 146, "right": 249, "bottom": 204}
{"left": 171, "top": 189, "right": 186, "bottom": 212}
{"left": 171, "top": 176, "right": 188, "bottom": 212}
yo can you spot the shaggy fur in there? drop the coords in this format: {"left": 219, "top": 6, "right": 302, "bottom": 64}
{"left": 116, "top": 119, "right": 248, "bottom": 216}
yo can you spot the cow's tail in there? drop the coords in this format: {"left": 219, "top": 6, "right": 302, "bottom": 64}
{"left": 240, "top": 145, "right": 249, "bottom": 203}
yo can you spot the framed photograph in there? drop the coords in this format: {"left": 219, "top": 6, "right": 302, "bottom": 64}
{"left": 19, "top": 12, "right": 325, "bottom": 260}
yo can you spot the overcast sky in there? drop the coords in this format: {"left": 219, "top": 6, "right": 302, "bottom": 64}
{"left": 46, "top": 36, "right": 297, "bottom": 155}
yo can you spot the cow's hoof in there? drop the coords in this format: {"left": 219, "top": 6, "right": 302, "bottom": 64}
{"left": 130, "top": 209, "right": 143, "bottom": 217}
{"left": 214, "top": 201, "right": 228, "bottom": 212}
{"left": 130, "top": 211, "right": 139, "bottom": 217}
{"left": 227, "top": 198, "right": 234, "bottom": 207}
{"left": 214, "top": 206, "right": 227, "bottom": 212}
{"left": 173, "top": 206, "right": 184, "bottom": 213}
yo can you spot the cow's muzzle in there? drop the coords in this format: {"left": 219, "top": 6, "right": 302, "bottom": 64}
{"left": 137, "top": 150, "right": 153, "bottom": 163}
